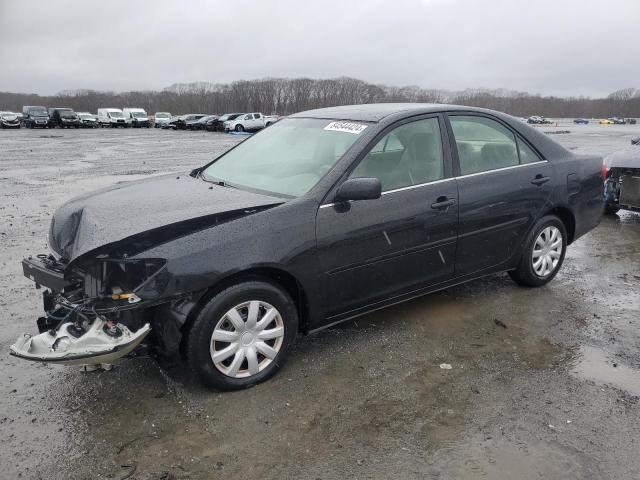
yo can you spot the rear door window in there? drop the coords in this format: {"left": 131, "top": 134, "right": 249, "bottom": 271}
{"left": 449, "top": 116, "right": 519, "bottom": 175}
{"left": 517, "top": 138, "right": 541, "bottom": 164}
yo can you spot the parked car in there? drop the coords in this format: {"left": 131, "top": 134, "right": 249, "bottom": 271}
{"left": 224, "top": 112, "right": 268, "bottom": 132}
{"left": 0, "top": 111, "right": 21, "bottom": 129}
{"left": 77, "top": 112, "right": 99, "bottom": 128}
{"left": 48, "top": 108, "right": 80, "bottom": 128}
{"left": 189, "top": 115, "right": 218, "bottom": 131}
{"left": 98, "top": 108, "right": 127, "bottom": 127}
{"left": 625, "top": 118, "right": 637, "bottom": 125}
{"left": 209, "top": 113, "right": 243, "bottom": 132}
{"left": 22, "top": 105, "right": 50, "bottom": 128}
{"left": 573, "top": 118, "right": 589, "bottom": 124}
{"left": 599, "top": 119, "right": 614, "bottom": 125}
{"left": 10, "top": 104, "right": 604, "bottom": 390}
{"left": 527, "top": 116, "right": 552, "bottom": 125}
{"left": 609, "top": 117, "right": 626, "bottom": 125}
{"left": 603, "top": 147, "right": 640, "bottom": 214}
{"left": 172, "top": 114, "right": 207, "bottom": 130}
{"left": 153, "top": 112, "right": 171, "bottom": 128}
{"left": 123, "top": 108, "right": 151, "bottom": 128}
{"left": 185, "top": 115, "right": 213, "bottom": 130}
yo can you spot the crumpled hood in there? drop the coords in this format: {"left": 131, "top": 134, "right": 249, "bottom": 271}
{"left": 49, "top": 173, "right": 284, "bottom": 262}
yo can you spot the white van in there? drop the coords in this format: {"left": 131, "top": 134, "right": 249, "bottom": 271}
{"left": 123, "top": 108, "right": 151, "bottom": 128}
{"left": 98, "top": 108, "right": 127, "bottom": 128}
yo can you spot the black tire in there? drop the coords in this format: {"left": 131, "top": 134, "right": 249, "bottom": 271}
{"left": 605, "top": 204, "right": 620, "bottom": 215}
{"left": 186, "top": 280, "right": 298, "bottom": 391}
{"left": 508, "top": 215, "right": 567, "bottom": 287}
{"left": 235, "top": 124, "right": 244, "bottom": 132}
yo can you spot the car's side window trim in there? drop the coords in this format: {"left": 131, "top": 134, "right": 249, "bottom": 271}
{"left": 319, "top": 113, "right": 453, "bottom": 207}
{"left": 444, "top": 112, "right": 546, "bottom": 177}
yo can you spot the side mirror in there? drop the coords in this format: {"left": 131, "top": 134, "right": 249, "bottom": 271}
{"left": 334, "top": 178, "right": 382, "bottom": 202}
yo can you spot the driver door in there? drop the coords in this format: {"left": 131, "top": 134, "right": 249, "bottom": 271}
{"left": 315, "top": 115, "right": 458, "bottom": 316}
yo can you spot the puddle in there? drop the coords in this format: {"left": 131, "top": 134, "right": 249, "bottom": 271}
{"left": 570, "top": 345, "right": 640, "bottom": 396}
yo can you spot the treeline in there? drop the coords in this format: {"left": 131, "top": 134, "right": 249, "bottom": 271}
{"left": 1, "top": 77, "right": 639, "bottom": 118}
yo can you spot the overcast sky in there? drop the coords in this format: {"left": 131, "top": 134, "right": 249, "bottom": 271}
{"left": 1, "top": 0, "right": 638, "bottom": 97}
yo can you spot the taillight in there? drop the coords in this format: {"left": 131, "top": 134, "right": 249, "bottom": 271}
{"left": 601, "top": 161, "right": 609, "bottom": 180}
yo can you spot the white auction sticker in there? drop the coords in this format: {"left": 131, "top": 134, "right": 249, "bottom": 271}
{"left": 324, "top": 121, "right": 368, "bottom": 134}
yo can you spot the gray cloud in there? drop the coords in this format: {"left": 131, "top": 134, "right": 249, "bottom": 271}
{"left": 1, "top": 0, "right": 638, "bottom": 97}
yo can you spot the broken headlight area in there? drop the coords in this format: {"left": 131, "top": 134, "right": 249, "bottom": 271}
{"left": 11, "top": 255, "right": 169, "bottom": 365}
{"left": 605, "top": 167, "right": 640, "bottom": 211}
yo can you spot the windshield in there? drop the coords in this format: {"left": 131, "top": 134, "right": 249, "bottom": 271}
{"left": 202, "top": 118, "right": 365, "bottom": 197}
{"left": 155, "top": 113, "right": 170, "bottom": 118}
{"left": 78, "top": 114, "right": 93, "bottom": 119}
{"left": 131, "top": 112, "right": 147, "bottom": 118}
{"left": 59, "top": 109, "right": 75, "bottom": 117}
{"left": 109, "top": 111, "right": 124, "bottom": 118}
{"left": 30, "top": 107, "right": 48, "bottom": 116}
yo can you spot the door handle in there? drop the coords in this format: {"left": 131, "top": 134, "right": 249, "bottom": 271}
{"left": 431, "top": 197, "right": 456, "bottom": 210}
{"left": 531, "top": 175, "right": 550, "bottom": 186}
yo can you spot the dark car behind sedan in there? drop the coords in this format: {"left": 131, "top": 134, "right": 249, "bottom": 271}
{"left": 189, "top": 115, "right": 217, "bottom": 130}
{"left": 209, "top": 113, "right": 243, "bottom": 131}
{"left": 11, "top": 104, "right": 603, "bottom": 391}
{"left": 172, "top": 114, "right": 206, "bottom": 130}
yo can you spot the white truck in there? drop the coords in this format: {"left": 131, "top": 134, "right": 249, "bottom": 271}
{"left": 153, "top": 112, "right": 171, "bottom": 128}
{"left": 98, "top": 108, "right": 127, "bottom": 128}
{"left": 123, "top": 108, "right": 151, "bottom": 128}
{"left": 224, "top": 112, "right": 278, "bottom": 132}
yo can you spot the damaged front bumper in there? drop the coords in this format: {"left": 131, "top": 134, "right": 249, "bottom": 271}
{"left": 10, "top": 320, "right": 150, "bottom": 366}
{"left": 605, "top": 169, "right": 640, "bottom": 212}
{"left": 11, "top": 254, "right": 158, "bottom": 365}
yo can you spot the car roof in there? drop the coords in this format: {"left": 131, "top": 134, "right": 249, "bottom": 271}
{"left": 289, "top": 103, "right": 501, "bottom": 122}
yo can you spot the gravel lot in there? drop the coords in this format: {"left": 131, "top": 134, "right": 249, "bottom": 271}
{"left": 1, "top": 124, "right": 639, "bottom": 479}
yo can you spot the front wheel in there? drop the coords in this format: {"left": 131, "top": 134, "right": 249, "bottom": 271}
{"left": 186, "top": 280, "right": 298, "bottom": 390}
{"left": 509, "top": 215, "right": 567, "bottom": 287}
{"left": 235, "top": 124, "right": 244, "bottom": 132}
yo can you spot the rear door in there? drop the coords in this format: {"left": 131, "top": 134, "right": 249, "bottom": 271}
{"left": 446, "top": 114, "right": 553, "bottom": 276}
{"left": 316, "top": 115, "right": 459, "bottom": 315}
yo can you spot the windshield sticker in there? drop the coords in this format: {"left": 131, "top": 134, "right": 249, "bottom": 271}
{"left": 324, "top": 121, "right": 368, "bottom": 134}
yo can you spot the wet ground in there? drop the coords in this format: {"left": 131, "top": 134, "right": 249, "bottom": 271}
{"left": 1, "top": 124, "right": 639, "bottom": 479}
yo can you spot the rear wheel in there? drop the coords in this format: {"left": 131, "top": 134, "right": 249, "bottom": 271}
{"left": 509, "top": 215, "right": 567, "bottom": 287}
{"left": 186, "top": 280, "right": 298, "bottom": 390}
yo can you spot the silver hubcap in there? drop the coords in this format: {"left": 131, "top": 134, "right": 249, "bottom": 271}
{"left": 532, "top": 226, "right": 562, "bottom": 277}
{"left": 210, "top": 301, "right": 285, "bottom": 378}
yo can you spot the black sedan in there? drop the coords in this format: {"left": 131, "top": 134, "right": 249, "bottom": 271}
{"left": 11, "top": 104, "right": 604, "bottom": 391}
{"left": 209, "top": 113, "right": 243, "bottom": 132}
{"left": 189, "top": 115, "right": 218, "bottom": 131}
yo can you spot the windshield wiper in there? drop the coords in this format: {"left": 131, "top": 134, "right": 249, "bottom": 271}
{"left": 200, "top": 172, "right": 237, "bottom": 189}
